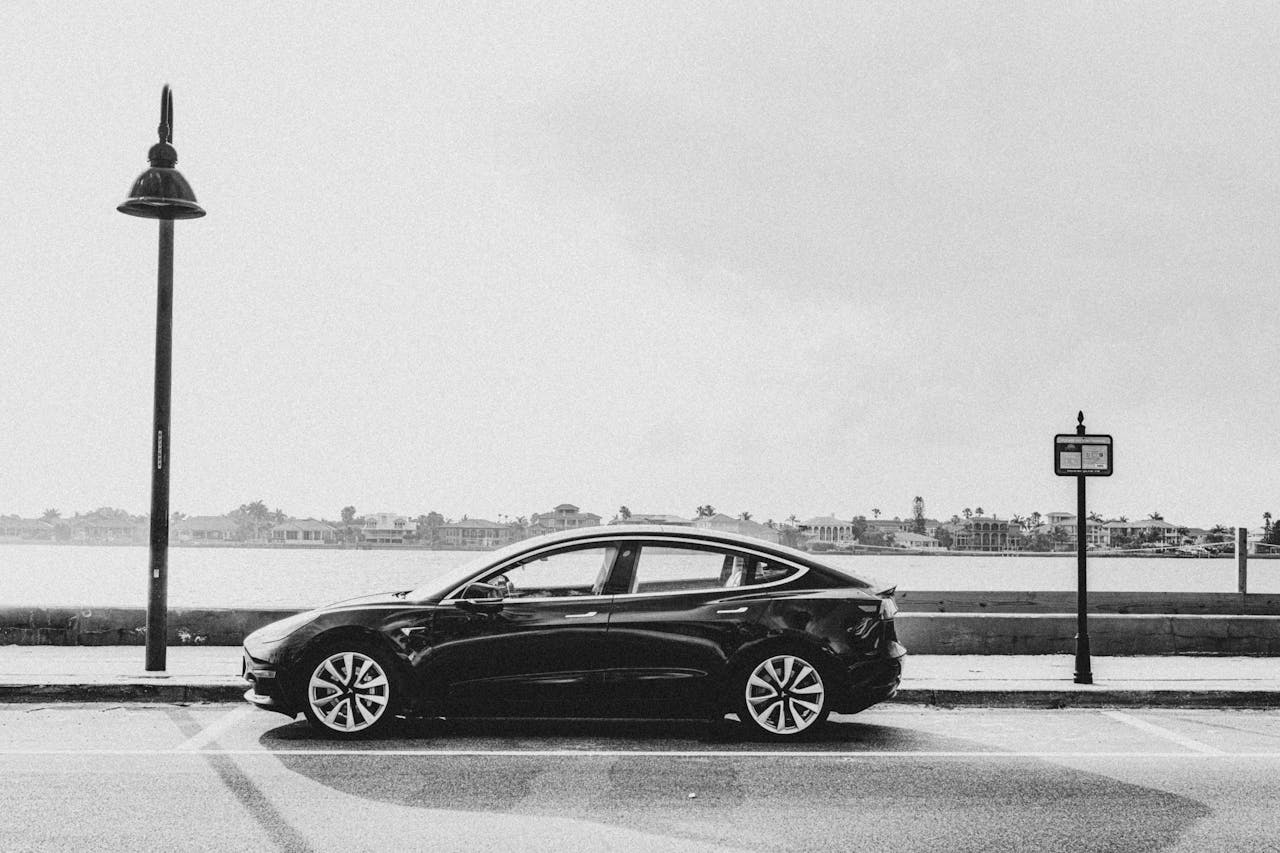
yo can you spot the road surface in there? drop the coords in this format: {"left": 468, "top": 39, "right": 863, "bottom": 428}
{"left": 2, "top": 703, "right": 1279, "bottom": 851}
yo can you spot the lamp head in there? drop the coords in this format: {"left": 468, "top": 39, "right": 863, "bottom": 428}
{"left": 118, "top": 85, "right": 205, "bottom": 220}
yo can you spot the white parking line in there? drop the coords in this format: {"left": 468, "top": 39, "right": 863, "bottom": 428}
{"left": 1099, "top": 710, "right": 1226, "bottom": 755}
{"left": 0, "top": 748, "right": 1276, "bottom": 759}
{"left": 174, "top": 706, "right": 256, "bottom": 752}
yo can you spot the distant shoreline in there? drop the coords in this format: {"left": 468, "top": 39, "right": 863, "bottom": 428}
{"left": 2, "top": 539, "right": 1276, "bottom": 558}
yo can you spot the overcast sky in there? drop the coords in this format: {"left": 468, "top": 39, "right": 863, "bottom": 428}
{"left": 2, "top": 3, "right": 1277, "bottom": 527}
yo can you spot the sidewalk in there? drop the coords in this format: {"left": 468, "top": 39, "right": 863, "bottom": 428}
{"left": 1, "top": 646, "right": 1277, "bottom": 708}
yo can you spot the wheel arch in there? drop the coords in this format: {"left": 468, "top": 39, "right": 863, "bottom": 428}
{"left": 285, "top": 625, "right": 411, "bottom": 710}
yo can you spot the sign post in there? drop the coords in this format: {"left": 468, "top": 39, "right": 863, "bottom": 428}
{"left": 1054, "top": 412, "right": 1113, "bottom": 685}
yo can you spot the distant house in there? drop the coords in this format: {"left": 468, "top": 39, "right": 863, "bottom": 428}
{"left": 0, "top": 517, "right": 54, "bottom": 540}
{"left": 173, "top": 515, "right": 240, "bottom": 543}
{"left": 864, "top": 517, "right": 942, "bottom": 537}
{"left": 798, "top": 516, "right": 857, "bottom": 543}
{"left": 529, "top": 504, "right": 601, "bottom": 533}
{"left": 69, "top": 513, "right": 146, "bottom": 544}
{"left": 893, "top": 531, "right": 941, "bottom": 550}
{"left": 611, "top": 513, "right": 693, "bottom": 526}
{"left": 693, "top": 513, "right": 782, "bottom": 544}
{"left": 1104, "top": 519, "right": 1182, "bottom": 547}
{"left": 952, "top": 517, "right": 1022, "bottom": 551}
{"left": 360, "top": 512, "right": 414, "bottom": 544}
{"left": 438, "top": 518, "right": 517, "bottom": 549}
{"left": 270, "top": 519, "right": 338, "bottom": 544}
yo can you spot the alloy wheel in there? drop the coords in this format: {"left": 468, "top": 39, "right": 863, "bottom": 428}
{"left": 307, "top": 651, "right": 391, "bottom": 734}
{"left": 743, "top": 654, "right": 826, "bottom": 735}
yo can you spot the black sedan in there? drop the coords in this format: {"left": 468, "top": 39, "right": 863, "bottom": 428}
{"left": 242, "top": 525, "right": 905, "bottom": 738}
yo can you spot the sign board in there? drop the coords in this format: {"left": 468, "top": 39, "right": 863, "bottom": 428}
{"left": 1054, "top": 434, "right": 1113, "bottom": 476}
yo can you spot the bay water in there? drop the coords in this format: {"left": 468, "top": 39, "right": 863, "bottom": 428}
{"left": 2, "top": 544, "right": 1276, "bottom": 609}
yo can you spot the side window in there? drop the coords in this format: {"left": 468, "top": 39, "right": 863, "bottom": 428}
{"left": 631, "top": 545, "right": 747, "bottom": 594}
{"left": 477, "top": 545, "right": 617, "bottom": 599}
{"left": 747, "top": 556, "right": 799, "bottom": 586}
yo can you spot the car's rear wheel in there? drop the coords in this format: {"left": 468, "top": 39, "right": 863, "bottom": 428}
{"left": 300, "top": 645, "right": 398, "bottom": 738}
{"left": 736, "top": 651, "right": 830, "bottom": 738}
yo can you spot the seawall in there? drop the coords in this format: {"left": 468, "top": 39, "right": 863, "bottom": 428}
{"left": 3, "top": 591, "right": 1280, "bottom": 654}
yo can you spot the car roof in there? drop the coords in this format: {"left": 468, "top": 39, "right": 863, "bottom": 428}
{"left": 499, "top": 524, "right": 872, "bottom": 587}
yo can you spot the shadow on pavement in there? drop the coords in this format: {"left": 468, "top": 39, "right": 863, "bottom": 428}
{"left": 257, "top": 714, "right": 1212, "bottom": 851}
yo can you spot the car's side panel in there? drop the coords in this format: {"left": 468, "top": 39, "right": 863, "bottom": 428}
{"left": 602, "top": 589, "right": 771, "bottom": 713}
{"left": 417, "top": 598, "right": 614, "bottom": 714}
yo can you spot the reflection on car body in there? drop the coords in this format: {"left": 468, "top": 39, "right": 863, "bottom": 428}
{"left": 242, "top": 524, "right": 905, "bottom": 739}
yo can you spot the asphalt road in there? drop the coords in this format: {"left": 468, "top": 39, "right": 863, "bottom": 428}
{"left": 2, "top": 704, "right": 1279, "bottom": 852}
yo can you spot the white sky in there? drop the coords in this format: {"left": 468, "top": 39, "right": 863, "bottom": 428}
{"left": 2, "top": 3, "right": 1278, "bottom": 528}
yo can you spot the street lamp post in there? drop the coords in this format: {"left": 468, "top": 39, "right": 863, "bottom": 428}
{"left": 118, "top": 85, "right": 205, "bottom": 671}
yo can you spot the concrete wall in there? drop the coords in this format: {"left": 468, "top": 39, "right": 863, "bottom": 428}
{"left": 895, "top": 613, "right": 1280, "bottom": 655}
{"left": 0, "top": 606, "right": 301, "bottom": 647}
{"left": 3, "top": 597, "right": 1280, "bottom": 654}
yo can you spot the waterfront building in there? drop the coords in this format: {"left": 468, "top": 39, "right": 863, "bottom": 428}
{"left": 360, "top": 512, "right": 414, "bottom": 544}
{"left": 799, "top": 516, "right": 857, "bottom": 543}
{"left": 438, "top": 518, "right": 517, "bottom": 549}
{"left": 0, "top": 518, "right": 54, "bottom": 541}
{"left": 172, "top": 515, "right": 241, "bottom": 543}
{"left": 68, "top": 512, "right": 146, "bottom": 544}
{"left": 270, "top": 519, "right": 338, "bottom": 544}
{"left": 865, "top": 516, "right": 942, "bottom": 537}
{"left": 611, "top": 512, "right": 692, "bottom": 526}
{"left": 893, "top": 531, "right": 942, "bottom": 549}
{"left": 951, "top": 516, "right": 1023, "bottom": 551}
{"left": 529, "top": 504, "right": 601, "bottom": 533}
{"left": 1104, "top": 518, "right": 1183, "bottom": 547}
{"left": 692, "top": 513, "right": 781, "bottom": 544}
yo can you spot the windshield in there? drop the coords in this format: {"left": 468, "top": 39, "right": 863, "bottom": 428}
{"left": 407, "top": 538, "right": 534, "bottom": 601}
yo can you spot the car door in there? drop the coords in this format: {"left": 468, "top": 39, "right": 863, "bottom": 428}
{"left": 420, "top": 542, "right": 628, "bottom": 714}
{"left": 602, "top": 540, "right": 770, "bottom": 714}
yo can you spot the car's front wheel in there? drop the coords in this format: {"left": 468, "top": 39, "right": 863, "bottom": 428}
{"left": 736, "top": 651, "right": 830, "bottom": 738}
{"left": 299, "top": 645, "right": 398, "bottom": 738}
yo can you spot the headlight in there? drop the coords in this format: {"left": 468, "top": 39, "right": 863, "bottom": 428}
{"left": 246, "top": 611, "right": 318, "bottom": 645}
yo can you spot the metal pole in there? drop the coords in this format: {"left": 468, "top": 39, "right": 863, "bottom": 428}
{"left": 1237, "top": 526, "right": 1249, "bottom": 595}
{"left": 1074, "top": 412, "right": 1093, "bottom": 684}
{"left": 146, "top": 218, "right": 174, "bottom": 672}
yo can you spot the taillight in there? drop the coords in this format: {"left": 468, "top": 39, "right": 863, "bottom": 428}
{"left": 879, "top": 596, "right": 898, "bottom": 619}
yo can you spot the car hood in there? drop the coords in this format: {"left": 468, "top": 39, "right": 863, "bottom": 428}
{"left": 317, "top": 591, "right": 408, "bottom": 611}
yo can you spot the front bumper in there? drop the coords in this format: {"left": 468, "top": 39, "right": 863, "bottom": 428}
{"left": 241, "top": 648, "right": 296, "bottom": 716}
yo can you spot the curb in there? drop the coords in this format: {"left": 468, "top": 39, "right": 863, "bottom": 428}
{"left": 2, "top": 682, "right": 1277, "bottom": 709}
{"left": 891, "top": 687, "right": 1280, "bottom": 709}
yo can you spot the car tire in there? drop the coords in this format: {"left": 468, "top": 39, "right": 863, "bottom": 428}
{"left": 734, "top": 649, "right": 831, "bottom": 739}
{"left": 299, "top": 643, "right": 399, "bottom": 738}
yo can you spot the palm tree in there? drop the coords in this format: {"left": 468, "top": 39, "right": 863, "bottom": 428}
{"left": 871, "top": 508, "right": 881, "bottom": 519}
{"left": 739, "top": 511, "right": 753, "bottom": 521}
{"left": 618, "top": 506, "right": 631, "bottom": 520}
{"left": 1030, "top": 511, "right": 1042, "bottom": 528}
{"left": 1149, "top": 511, "right": 1164, "bottom": 520}
{"left": 975, "top": 506, "right": 984, "bottom": 517}
{"left": 1264, "top": 512, "right": 1272, "bottom": 532}
{"left": 963, "top": 508, "right": 973, "bottom": 520}
{"left": 695, "top": 505, "right": 716, "bottom": 518}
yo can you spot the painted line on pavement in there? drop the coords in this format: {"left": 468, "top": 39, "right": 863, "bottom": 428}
{"left": 1100, "top": 710, "right": 1226, "bottom": 754}
{"left": 174, "top": 705, "right": 256, "bottom": 752}
{"left": 0, "top": 748, "right": 1276, "bottom": 759}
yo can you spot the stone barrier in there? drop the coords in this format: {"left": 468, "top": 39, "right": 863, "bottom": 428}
{"left": 3, "top": 599, "right": 1280, "bottom": 654}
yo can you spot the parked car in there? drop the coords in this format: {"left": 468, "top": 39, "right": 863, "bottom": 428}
{"left": 242, "top": 524, "right": 905, "bottom": 738}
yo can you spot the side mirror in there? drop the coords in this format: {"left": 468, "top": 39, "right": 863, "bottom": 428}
{"left": 457, "top": 582, "right": 504, "bottom": 611}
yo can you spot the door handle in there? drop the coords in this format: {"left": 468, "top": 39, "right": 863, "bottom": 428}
{"left": 717, "top": 607, "right": 748, "bottom": 614}
{"left": 563, "top": 611, "right": 598, "bottom": 619}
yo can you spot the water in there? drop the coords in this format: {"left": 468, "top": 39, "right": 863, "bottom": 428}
{"left": 2, "top": 544, "right": 1276, "bottom": 609}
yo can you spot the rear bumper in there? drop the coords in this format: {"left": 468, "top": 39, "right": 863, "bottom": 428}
{"left": 834, "top": 641, "right": 905, "bottom": 713}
